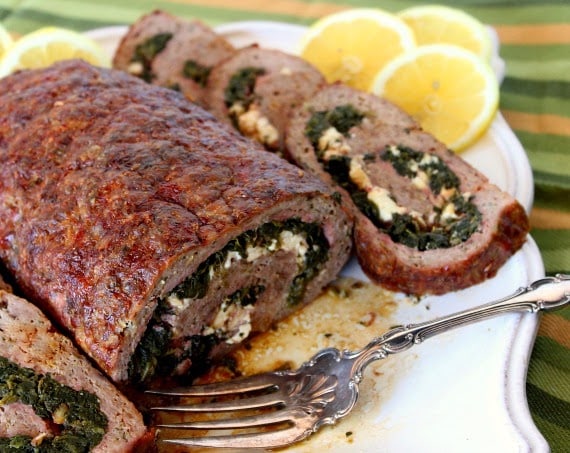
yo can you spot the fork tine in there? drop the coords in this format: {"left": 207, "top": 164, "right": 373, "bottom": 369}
{"left": 159, "top": 423, "right": 309, "bottom": 449}
{"left": 146, "top": 373, "right": 280, "bottom": 397}
{"left": 157, "top": 408, "right": 294, "bottom": 430}
{"left": 151, "top": 390, "right": 285, "bottom": 413}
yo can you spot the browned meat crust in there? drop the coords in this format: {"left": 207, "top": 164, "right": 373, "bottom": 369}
{"left": 113, "top": 10, "right": 235, "bottom": 106}
{"left": 0, "top": 289, "right": 148, "bottom": 451}
{"left": 285, "top": 84, "right": 529, "bottom": 295}
{"left": 0, "top": 60, "right": 352, "bottom": 382}
{"left": 205, "top": 45, "right": 326, "bottom": 151}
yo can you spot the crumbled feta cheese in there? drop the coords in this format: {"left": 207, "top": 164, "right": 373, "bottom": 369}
{"left": 206, "top": 298, "right": 254, "bottom": 345}
{"left": 349, "top": 157, "right": 409, "bottom": 222}
{"left": 267, "top": 238, "right": 278, "bottom": 251}
{"left": 52, "top": 403, "right": 69, "bottom": 424}
{"left": 349, "top": 157, "right": 373, "bottom": 190}
{"left": 256, "top": 116, "right": 279, "bottom": 147}
{"left": 246, "top": 245, "right": 267, "bottom": 262}
{"left": 228, "top": 322, "right": 252, "bottom": 344}
{"left": 236, "top": 107, "right": 259, "bottom": 135}
{"left": 318, "top": 127, "right": 351, "bottom": 160}
{"left": 127, "top": 61, "right": 144, "bottom": 76}
{"left": 440, "top": 186, "right": 457, "bottom": 200}
{"left": 367, "top": 187, "right": 407, "bottom": 222}
{"left": 229, "top": 102, "right": 245, "bottom": 116}
{"left": 441, "top": 202, "right": 459, "bottom": 223}
{"left": 412, "top": 170, "right": 430, "bottom": 189}
{"left": 166, "top": 293, "right": 190, "bottom": 311}
{"left": 235, "top": 104, "right": 279, "bottom": 148}
{"left": 31, "top": 433, "right": 49, "bottom": 447}
{"left": 279, "top": 230, "right": 309, "bottom": 265}
{"left": 244, "top": 236, "right": 284, "bottom": 262}
{"left": 420, "top": 153, "right": 440, "bottom": 165}
{"left": 388, "top": 145, "right": 400, "bottom": 156}
{"left": 224, "top": 250, "right": 243, "bottom": 269}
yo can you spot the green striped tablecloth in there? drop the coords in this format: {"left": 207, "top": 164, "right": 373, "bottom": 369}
{"left": 1, "top": 0, "right": 568, "bottom": 450}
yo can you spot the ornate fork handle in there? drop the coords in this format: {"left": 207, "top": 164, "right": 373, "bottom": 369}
{"left": 350, "top": 274, "right": 570, "bottom": 374}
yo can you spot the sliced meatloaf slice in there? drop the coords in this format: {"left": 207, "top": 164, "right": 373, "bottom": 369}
{"left": 205, "top": 45, "right": 326, "bottom": 152}
{"left": 0, "top": 60, "right": 352, "bottom": 384}
{"left": 113, "top": 9, "right": 235, "bottom": 106}
{"left": 0, "top": 289, "right": 148, "bottom": 452}
{"left": 285, "top": 84, "right": 529, "bottom": 295}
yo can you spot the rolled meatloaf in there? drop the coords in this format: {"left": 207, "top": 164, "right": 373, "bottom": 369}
{"left": 113, "top": 9, "right": 235, "bottom": 106}
{"left": 205, "top": 45, "right": 326, "bottom": 152}
{"left": 0, "top": 288, "right": 148, "bottom": 452}
{"left": 285, "top": 84, "right": 529, "bottom": 295}
{"left": 0, "top": 60, "right": 352, "bottom": 384}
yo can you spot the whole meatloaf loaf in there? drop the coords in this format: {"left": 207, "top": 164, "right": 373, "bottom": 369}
{"left": 113, "top": 9, "right": 235, "bottom": 106}
{"left": 0, "top": 287, "right": 148, "bottom": 452}
{"left": 285, "top": 84, "right": 529, "bottom": 295}
{"left": 0, "top": 60, "right": 352, "bottom": 384}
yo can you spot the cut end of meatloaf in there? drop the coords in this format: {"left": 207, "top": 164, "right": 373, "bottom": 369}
{"left": 205, "top": 45, "right": 326, "bottom": 153}
{"left": 113, "top": 9, "right": 235, "bottom": 106}
{"left": 0, "top": 60, "right": 352, "bottom": 384}
{"left": 354, "top": 186, "right": 529, "bottom": 295}
{"left": 124, "top": 198, "right": 352, "bottom": 386}
{"left": 285, "top": 83, "right": 529, "bottom": 295}
{"left": 0, "top": 290, "right": 148, "bottom": 452}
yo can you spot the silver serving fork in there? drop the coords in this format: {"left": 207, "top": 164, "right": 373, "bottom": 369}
{"left": 148, "top": 274, "right": 570, "bottom": 450}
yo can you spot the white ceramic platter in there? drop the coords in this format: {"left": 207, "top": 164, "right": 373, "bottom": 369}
{"left": 86, "top": 22, "right": 546, "bottom": 453}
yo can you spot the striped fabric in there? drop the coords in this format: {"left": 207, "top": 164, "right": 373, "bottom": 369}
{"left": 1, "top": 0, "right": 568, "bottom": 450}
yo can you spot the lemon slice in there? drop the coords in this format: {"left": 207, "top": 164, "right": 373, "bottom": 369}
{"left": 298, "top": 8, "right": 416, "bottom": 90}
{"left": 370, "top": 44, "right": 499, "bottom": 152}
{"left": 0, "top": 23, "right": 13, "bottom": 59}
{"left": 0, "top": 27, "right": 109, "bottom": 78}
{"left": 398, "top": 5, "right": 492, "bottom": 61}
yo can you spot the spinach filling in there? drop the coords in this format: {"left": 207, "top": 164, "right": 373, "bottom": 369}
{"left": 182, "top": 60, "right": 212, "bottom": 87}
{"left": 130, "top": 33, "right": 173, "bottom": 82}
{"left": 224, "top": 67, "right": 266, "bottom": 110}
{"left": 0, "top": 357, "right": 108, "bottom": 452}
{"left": 173, "top": 219, "right": 328, "bottom": 304}
{"left": 323, "top": 151, "right": 481, "bottom": 251}
{"left": 381, "top": 145, "right": 460, "bottom": 194}
{"left": 304, "top": 104, "right": 481, "bottom": 250}
{"left": 305, "top": 104, "right": 365, "bottom": 157}
{"left": 128, "top": 219, "right": 329, "bottom": 384}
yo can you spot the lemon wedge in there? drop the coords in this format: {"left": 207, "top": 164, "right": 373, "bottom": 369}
{"left": 0, "top": 27, "right": 109, "bottom": 78}
{"left": 370, "top": 44, "right": 499, "bottom": 152}
{"left": 298, "top": 8, "right": 416, "bottom": 91}
{"left": 0, "top": 23, "right": 13, "bottom": 59}
{"left": 398, "top": 5, "right": 492, "bottom": 61}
